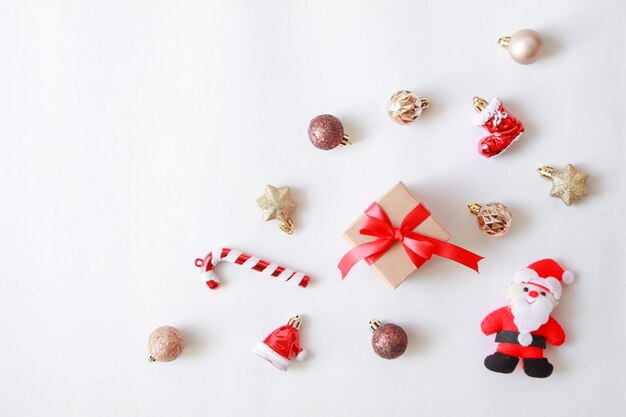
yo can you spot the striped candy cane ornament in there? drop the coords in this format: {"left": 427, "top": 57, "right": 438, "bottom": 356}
{"left": 195, "top": 248, "right": 311, "bottom": 290}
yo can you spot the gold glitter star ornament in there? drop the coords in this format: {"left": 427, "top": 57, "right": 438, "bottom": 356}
{"left": 256, "top": 185, "right": 297, "bottom": 234}
{"left": 538, "top": 164, "right": 588, "bottom": 206}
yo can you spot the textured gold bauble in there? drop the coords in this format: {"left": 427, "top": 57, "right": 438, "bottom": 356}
{"left": 468, "top": 203, "right": 513, "bottom": 237}
{"left": 388, "top": 90, "right": 431, "bottom": 125}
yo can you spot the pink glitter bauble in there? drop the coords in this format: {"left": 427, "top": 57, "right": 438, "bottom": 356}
{"left": 147, "top": 326, "right": 184, "bottom": 362}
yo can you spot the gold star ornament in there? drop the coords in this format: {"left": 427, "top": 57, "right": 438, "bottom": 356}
{"left": 256, "top": 185, "right": 297, "bottom": 234}
{"left": 538, "top": 164, "right": 588, "bottom": 206}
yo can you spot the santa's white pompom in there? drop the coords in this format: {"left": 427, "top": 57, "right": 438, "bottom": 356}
{"left": 296, "top": 349, "right": 308, "bottom": 362}
{"left": 518, "top": 332, "right": 533, "bottom": 346}
{"left": 562, "top": 270, "right": 574, "bottom": 284}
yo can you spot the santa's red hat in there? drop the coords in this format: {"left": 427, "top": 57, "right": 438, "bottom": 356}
{"left": 514, "top": 258, "right": 574, "bottom": 300}
{"left": 254, "top": 316, "right": 307, "bottom": 371}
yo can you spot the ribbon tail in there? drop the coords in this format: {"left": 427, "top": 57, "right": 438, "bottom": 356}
{"left": 338, "top": 239, "right": 393, "bottom": 279}
{"left": 430, "top": 240, "right": 484, "bottom": 272}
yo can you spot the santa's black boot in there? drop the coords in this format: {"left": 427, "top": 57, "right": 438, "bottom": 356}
{"left": 523, "top": 358, "right": 554, "bottom": 378}
{"left": 484, "top": 352, "right": 519, "bottom": 374}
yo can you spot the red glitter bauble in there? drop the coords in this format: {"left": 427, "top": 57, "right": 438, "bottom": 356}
{"left": 372, "top": 323, "right": 408, "bottom": 359}
{"left": 308, "top": 114, "right": 346, "bottom": 150}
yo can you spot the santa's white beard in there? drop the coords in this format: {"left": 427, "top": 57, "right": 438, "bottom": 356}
{"left": 510, "top": 297, "right": 553, "bottom": 337}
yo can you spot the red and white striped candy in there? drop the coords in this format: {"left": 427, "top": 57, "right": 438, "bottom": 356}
{"left": 195, "top": 248, "right": 311, "bottom": 290}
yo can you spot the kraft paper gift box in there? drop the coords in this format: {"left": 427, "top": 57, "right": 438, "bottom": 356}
{"left": 342, "top": 181, "right": 451, "bottom": 289}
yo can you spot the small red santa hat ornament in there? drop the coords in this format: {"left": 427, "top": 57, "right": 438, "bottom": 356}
{"left": 254, "top": 315, "right": 307, "bottom": 371}
{"left": 514, "top": 258, "right": 574, "bottom": 300}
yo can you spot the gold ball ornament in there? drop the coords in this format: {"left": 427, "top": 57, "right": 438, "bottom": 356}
{"left": 256, "top": 184, "right": 297, "bottom": 234}
{"left": 499, "top": 29, "right": 544, "bottom": 65}
{"left": 388, "top": 90, "right": 431, "bottom": 125}
{"left": 147, "top": 326, "right": 184, "bottom": 363}
{"left": 538, "top": 164, "right": 588, "bottom": 206}
{"left": 468, "top": 202, "right": 513, "bottom": 237}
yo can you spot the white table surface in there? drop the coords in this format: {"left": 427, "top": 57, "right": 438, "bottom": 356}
{"left": 2, "top": 1, "right": 625, "bottom": 416}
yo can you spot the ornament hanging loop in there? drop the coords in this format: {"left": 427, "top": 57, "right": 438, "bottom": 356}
{"left": 340, "top": 134, "right": 351, "bottom": 146}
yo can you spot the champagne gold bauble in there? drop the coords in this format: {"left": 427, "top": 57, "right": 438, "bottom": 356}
{"left": 499, "top": 29, "right": 544, "bottom": 65}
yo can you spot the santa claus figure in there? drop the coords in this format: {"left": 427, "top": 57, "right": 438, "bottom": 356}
{"left": 481, "top": 259, "right": 574, "bottom": 378}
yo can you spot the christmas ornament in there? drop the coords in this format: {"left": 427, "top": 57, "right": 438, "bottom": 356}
{"left": 340, "top": 182, "right": 483, "bottom": 288}
{"left": 369, "top": 319, "right": 408, "bottom": 359}
{"left": 538, "top": 164, "right": 588, "bottom": 206}
{"left": 195, "top": 247, "right": 310, "bottom": 290}
{"left": 387, "top": 90, "right": 431, "bottom": 125}
{"left": 254, "top": 315, "right": 307, "bottom": 371}
{"left": 256, "top": 184, "right": 297, "bottom": 234}
{"left": 147, "top": 326, "right": 184, "bottom": 363}
{"left": 499, "top": 29, "right": 544, "bottom": 65}
{"left": 308, "top": 114, "right": 351, "bottom": 150}
{"left": 468, "top": 202, "right": 513, "bottom": 237}
{"left": 472, "top": 97, "right": 525, "bottom": 158}
{"left": 481, "top": 259, "right": 573, "bottom": 378}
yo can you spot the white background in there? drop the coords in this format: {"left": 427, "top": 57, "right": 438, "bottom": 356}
{"left": 1, "top": 1, "right": 625, "bottom": 416}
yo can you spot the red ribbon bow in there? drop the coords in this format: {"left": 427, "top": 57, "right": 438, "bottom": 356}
{"left": 338, "top": 202, "right": 483, "bottom": 279}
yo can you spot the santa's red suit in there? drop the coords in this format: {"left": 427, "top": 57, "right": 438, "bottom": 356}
{"left": 481, "top": 306, "right": 565, "bottom": 358}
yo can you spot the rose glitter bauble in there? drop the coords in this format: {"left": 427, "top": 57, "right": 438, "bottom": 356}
{"left": 499, "top": 29, "right": 544, "bottom": 65}
{"left": 370, "top": 320, "right": 408, "bottom": 359}
{"left": 147, "top": 326, "right": 184, "bottom": 363}
{"left": 307, "top": 114, "right": 350, "bottom": 150}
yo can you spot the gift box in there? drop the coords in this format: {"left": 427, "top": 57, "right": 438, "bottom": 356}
{"left": 339, "top": 182, "right": 482, "bottom": 288}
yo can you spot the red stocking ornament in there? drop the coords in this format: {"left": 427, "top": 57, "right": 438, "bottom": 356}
{"left": 472, "top": 97, "right": 525, "bottom": 158}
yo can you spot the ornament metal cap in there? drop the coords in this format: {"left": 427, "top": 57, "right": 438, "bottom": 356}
{"left": 498, "top": 36, "right": 511, "bottom": 48}
{"left": 288, "top": 315, "right": 302, "bottom": 330}
{"left": 473, "top": 96, "right": 489, "bottom": 112}
{"left": 468, "top": 203, "right": 482, "bottom": 215}
{"left": 538, "top": 166, "right": 555, "bottom": 179}
{"left": 369, "top": 319, "right": 382, "bottom": 332}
